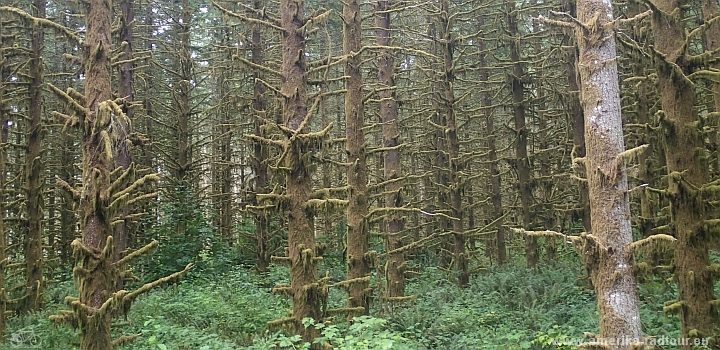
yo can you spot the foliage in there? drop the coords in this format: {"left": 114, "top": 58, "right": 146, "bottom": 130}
{"left": 5, "top": 245, "right": 701, "bottom": 350}
{"left": 135, "top": 186, "right": 241, "bottom": 283}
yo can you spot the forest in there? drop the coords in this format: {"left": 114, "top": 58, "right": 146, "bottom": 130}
{"left": 0, "top": 0, "right": 719, "bottom": 349}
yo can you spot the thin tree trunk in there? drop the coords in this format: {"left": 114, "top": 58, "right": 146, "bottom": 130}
{"left": 377, "top": 0, "right": 406, "bottom": 299}
{"left": 506, "top": 0, "right": 536, "bottom": 267}
{"left": 114, "top": 0, "right": 134, "bottom": 291}
{"left": 23, "top": 0, "right": 46, "bottom": 313}
{"left": 0, "top": 26, "right": 8, "bottom": 337}
{"left": 477, "top": 14, "right": 505, "bottom": 264}
{"left": 344, "top": 0, "right": 370, "bottom": 314}
{"left": 251, "top": 4, "right": 270, "bottom": 271}
{"left": 438, "top": 0, "right": 467, "bottom": 287}
{"left": 560, "top": 0, "right": 590, "bottom": 234}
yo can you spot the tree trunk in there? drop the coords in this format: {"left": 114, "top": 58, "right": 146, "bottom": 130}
{"left": 23, "top": 0, "right": 46, "bottom": 313}
{"left": 506, "top": 0, "right": 536, "bottom": 267}
{"left": 344, "top": 0, "right": 370, "bottom": 314}
{"left": 281, "top": 0, "right": 322, "bottom": 341}
{"left": 477, "top": 14, "right": 505, "bottom": 264}
{"left": 0, "top": 30, "right": 8, "bottom": 338}
{"left": 377, "top": 0, "right": 406, "bottom": 299}
{"left": 703, "top": 0, "right": 720, "bottom": 177}
{"left": 114, "top": 0, "right": 134, "bottom": 291}
{"left": 251, "top": 0, "right": 270, "bottom": 272}
{"left": 561, "top": 0, "right": 591, "bottom": 234}
{"left": 438, "top": 0, "right": 467, "bottom": 287}
{"left": 575, "top": 0, "right": 643, "bottom": 345}
{"left": 79, "top": 0, "right": 115, "bottom": 347}
{"left": 651, "top": 0, "right": 718, "bottom": 343}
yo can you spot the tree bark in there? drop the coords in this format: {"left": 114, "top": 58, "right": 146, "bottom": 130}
{"left": 251, "top": 0, "right": 270, "bottom": 273}
{"left": 506, "top": 0, "right": 536, "bottom": 267}
{"left": 281, "top": 0, "right": 322, "bottom": 341}
{"left": 344, "top": 0, "right": 370, "bottom": 314}
{"left": 377, "top": 0, "right": 406, "bottom": 299}
{"left": 114, "top": 0, "right": 134, "bottom": 291}
{"left": 23, "top": 0, "right": 46, "bottom": 313}
{"left": 79, "top": 0, "right": 115, "bottom": 347}
{"left": 477, "top": 14, "right": 505, "bottom": 264}
{"left": 651, "top": 0, "right": 718, "bottom": 343}
{"left": 574, "top": 0, "right": 643, "bottom": 346}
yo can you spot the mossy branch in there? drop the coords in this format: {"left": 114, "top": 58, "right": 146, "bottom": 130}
{"left": 123, "top": 263, "right": 193, "bottom": 311}
{"left": 212, "top": 1, "right": 283, "bottom": 31}
{"left": 111, "top": 174, "right": 158, "bottom": 200}
{"left": 616, "top": 144, "right": 649, "bottom": 167}
{"left": 0, "top": 6, "right": 81, "bottom": 43}
{"left": 627, "top": 234, "right": 676, "bottom": 259}
{"left": 56, "top": 177, "right": 80, "bottom": 202}
{"left": 267, "top": 317, "right": 295, "bottom": 329}
{"left": 48, "top": 83, "right": 88, "bottom": 117}
{"left": 116, "top": 240, "right": 158, "bottom": 267}
{"left": 383, "top": 233, "right": 438, "bottom": 256}
{"left": 326, "top": 307, "right": 365, "bottom": 316}
{"left": 663, "top": 300, "right": 685, "bottom": 314}
{"left": 333, "top": 276, "right": 371, "bottom": 289}
{"left": 112, "top": 334, "right": 140, "bottom": 347}
{"left": 126, "top": 192, "right": 157, "bottom": 207}
{"left": 298, "top": 9, "right": 332, "bottom": 35}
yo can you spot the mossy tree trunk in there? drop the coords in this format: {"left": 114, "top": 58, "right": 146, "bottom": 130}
{"left": 281, "top": 0, "right": 323, "bottom": 341}
{"left": 703, "top": 0, "right": 720, "bottom": 177}
{"left": 437, "top": 0, "right": 467, "bottom": 287}
{"left": 78, "top": 0, "right": 115, "bottom": 347}
{"left": 376, "top": 0, "right": 406, "bottom": 299}
{"left": 651, "top": 0, "right": 719, "bottom": 342}
{"left": 477, "top": 13, "right": 506, "bottom": 264}
{"left": 250, "top": 0, "right": 271, "bottom": 273}
{"left": 114, "top": 0, "right": 134, "bottom": 291}
{"left": 506, "top": 0, "right": 536, "bottom": 267}
{"left": 560, "top": 0, "right": 590, "bottom": 235}
{"left": 23, "top": 0, "right": 45, "bottom": 313}
{"left": 573, "top": 0, "right": 644, "bottom": 345}
{"left": 0, "top": 26, "right": 8, "bottom": 338}
{"left": 343, "top": 0, "right": 370, "bottom": 314}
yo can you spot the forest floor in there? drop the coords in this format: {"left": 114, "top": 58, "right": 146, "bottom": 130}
{"left": 5, "top": 248, "right": 699, "bottom": 349}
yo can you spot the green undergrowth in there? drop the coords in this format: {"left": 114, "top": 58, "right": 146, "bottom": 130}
{"left": 3, "top": 254, "right": 694, "bottom": 349}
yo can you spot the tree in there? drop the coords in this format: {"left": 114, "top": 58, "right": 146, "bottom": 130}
{"left": 45, "top": 0, "right": 191, "bottom": 348}
{"left": 649, "top": 0, "right": 720, "bottom": 342}
{"left": 563, "top": 0, "right": 647, "bottom": 345}
{"left": 343, "top": 0, "right": 371, "bottom": 314}
{"left": 376, "top": 0, "right": 407, "bottom": 299}
{"left": 22, "top": 0, "right": 45, "bottom": 313}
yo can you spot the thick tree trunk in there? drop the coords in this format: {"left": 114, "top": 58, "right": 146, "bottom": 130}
{"left": 79, "top": 0, "right": 115, "bottom": 348}
{"left": 651, "top": 0, "right": 718, "bottom": 343}
{"left": 281, "top": 0, "right": 322, "bottom": 341}
{"left": 24, "top": 0, "right": 45, "bottom": 313}
{"left": 344, "top": 0, "right": 370, "bottom": 314}
{"left": 575, "top": 0, "right": 643, "bottom": 346}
